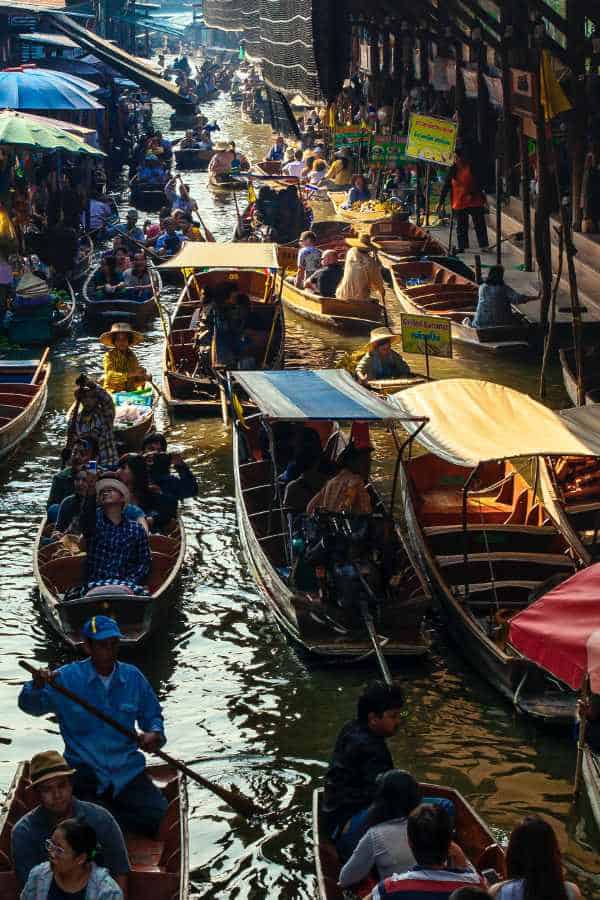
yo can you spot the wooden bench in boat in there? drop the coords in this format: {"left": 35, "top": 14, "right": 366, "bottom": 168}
{"left": 437, "top": 552, "right": 575, "bottom": 586}
{"left": 424, "top": 524, "right": 564, "bottom": 555}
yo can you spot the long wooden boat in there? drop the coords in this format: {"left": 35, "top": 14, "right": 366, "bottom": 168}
{"left": 208, "top": 172, "right": 248, "bottom": 193}
{"left": 82, "top": 263, "right": 162, "bottom": 328}
{"left": 33, "top": 515, "right": 185, "bottom": 649}
{"left": 560, "top": 346, "right": 600, "bottom": 405}
{"left": 0, "top": 353, "right": 51, "bottom": 462}
{"left": 391, "top": 259, "right": 535, "bottom": 352}
{"left": 278, "top": 276, "right": 383, "bottom": 333}
{"left": 51, "top": 278, "right": 77, "bottom": 339}
{"left": 230, "top": 369, "right": 431, "bottom": 663}
{"left": 372, "top": 221, "right": 447, "bottom": 265}
{"left": 539, "top": 454, "right": 600, "bottom": 566}
{"left": 163, "top": 270, "right": 285, "bottom": 414}
{"left": 313, "top": 784, "right": 505, "bottom": 900}
{"left": 398, "top": 452, "right": 579, "bottom": 723}
{"left": 175, "top": 146, "right": 213, "bottom": 170}
{"left": 129, "top": 178, "right": 168, "bottom": 211}
{"left": 0, "top": 761, "right": 189, "bottom": 899}
{"left": 70, "top": 233, "right": 94, "bottom": 283}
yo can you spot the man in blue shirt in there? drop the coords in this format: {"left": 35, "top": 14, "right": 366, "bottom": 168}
{"left": 266, "top": 134, "right": 286, "bottom": 161}
{"left": 18, "top": 615, "right": 167, "bottom": 837}
{"left": 110, "top": 209, "right": 145, "bottom": 248}
{"left": 155, "top": 218, "right": 185, "bottom": 258}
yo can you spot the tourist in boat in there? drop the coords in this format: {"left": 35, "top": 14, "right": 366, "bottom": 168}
{"left": 437, "top": 143, "right": 489, "bottom": 253}
{"left": 137, "top": 154, "right": 166, "bottom": 185}
{"left": 356, "top": 327, "right": 412, "bottom": 384}
{"left": 370, "top": 804, "right": 488, "bottom": 898}
{"left": 110, "top": 209, "right": 145, "bottom": 248}
{"left": 321, "top": 681, "right": 405, "bottom": 844}
{"left": 47, "top": 436, "right": 98, "bottom": 519}
{"left": 179, "top": 129, "right": 196, "bottom": 150}
{"left": 283, "top": 439, "right": 331, "bottom": 515}
{"left": 305, "top": 249, "right": 344, "bottom": 297}
{"left": 19, "top": 615, "right": 167, "bottom": 837}
{"left": 117, "top": 453, "right": 178, "bottom": 531}
{"left": 338, "top": 770, "right": 420, "bottom": 887}
{"left": 20, "top": 818, "right": 123, "bottom": 900}
{"left": 114, "top": 247, "right": 132, "bottom": 276}
{"left": 324, "top": 148, "right": 354, "bottom": 189}
{"left": 265, "top": 134, "right": 286, "bottom": 162}
{"left": 208, "top": 141, "right": 235, "bottom": 179}
{"left": 489, "top": 815, "right": 580, "bottom": 900}
{"left": 165, "top": 174, "right": 198, "bottom": 217}
{"left": 52, "top": 467, "right": 94, "bottom": 540}
{"left": 101, "top": 322, "right": 147, "bottom": 394}
{"left": 295, "top": 230, "right": 322, "bottom": 289}
{"left": 344, "top": 173, "right": 371, "bottom": 208}
{"left": 471, "top": 266, "right": 525, "bottom": 329}
{"left": 71, "top": 376, "right": 119, "bottom": 469}
{"left": 87, "top": 193, "right": 115, "bottom": 232}
{"left": 282, "top": 148, "right": 305, "bottom": 178}
{"left": 336, "top": 234, "right": 385, "bottom": 303}
{"left": 142, "top": 432, "right": 198, "bottom": 501}
{"left": 307, "top": 439, "right": 373, "bottom": 516}
{"left": 12, "top": 751, "right": 129, "bottom": 890}
{"left": 155, "top": 217, "right": 185, "bottom": 258}
{"left": 308, "top": 158, "right": 328, "bottom": 187}
{"left": 123, "top": 252, "right": 153, "bottom": 300}
{"left": 91, "top": 256, "right": 126, "bottom": 299}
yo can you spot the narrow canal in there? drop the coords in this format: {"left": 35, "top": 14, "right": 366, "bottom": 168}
{"left": 0, "top": 91, "right": 598, "bottom": 897}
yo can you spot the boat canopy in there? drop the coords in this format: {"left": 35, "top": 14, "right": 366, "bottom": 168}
{"left": 231, "top": 369, "right": 418, "bottom": 421}
{"left": 389, "top": 379, "right": 600, "bottom": 466}
{"left": 509, "top": 565, "right": 600, "bottom": 691}
{"left": 159, "top": 243, "right": 280, "bottom": 271}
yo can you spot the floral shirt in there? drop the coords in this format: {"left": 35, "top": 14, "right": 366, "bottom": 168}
{"left": 20, "top": 862, "right": 123, "bottom": 900}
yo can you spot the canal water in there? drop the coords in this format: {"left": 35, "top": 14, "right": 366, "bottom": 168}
{"left": 0, "top": 88, "right": 599, "bottom": 898}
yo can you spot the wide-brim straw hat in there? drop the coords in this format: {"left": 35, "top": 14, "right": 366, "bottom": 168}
{"left": 369, "top": 326, "right": 399, "bottom": 347}
{"left": 100, "top": 321, "right": 144, "bottom": 348}
{"left": 345, "top": 233, "right": 375, "bottom": 251}
{"left": 96, "top": 476, "right": 130, "bottom": 505}
{"left": 213, "top": 141, "right": 230, "bottom": 151}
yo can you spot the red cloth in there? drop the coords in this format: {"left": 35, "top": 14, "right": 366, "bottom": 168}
{"left": 450, "top": 161, "right": 485, "bottom": 210}
{"left": 508, "top": 563, "right": 600, "bottom": 690}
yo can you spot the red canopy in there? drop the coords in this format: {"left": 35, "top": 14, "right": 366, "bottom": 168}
{"left": 509, "top": 563, "right": 600, "bottom": 691}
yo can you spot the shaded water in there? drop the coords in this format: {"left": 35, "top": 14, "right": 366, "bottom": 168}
{"left": 0, "top": 89, "right": 599, "bottom": 898}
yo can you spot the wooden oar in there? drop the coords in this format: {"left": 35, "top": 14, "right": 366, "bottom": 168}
{"left": 195, "top": 210, "right": 215, "bottom": 243}
{"left": 19, "top": 660, "right": 262, "bottom": 818}
{"left": 31, "top": 347, "right": 50, "bottom": 388}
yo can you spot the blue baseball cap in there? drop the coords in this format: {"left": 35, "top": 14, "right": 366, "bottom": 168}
{"left": 82, "top": 615, "right": 123, "bottom": 641}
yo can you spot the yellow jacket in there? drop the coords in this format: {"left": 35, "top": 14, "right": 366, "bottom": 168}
{"left": 103, "top": 348, "right": 141, "bottom": 393}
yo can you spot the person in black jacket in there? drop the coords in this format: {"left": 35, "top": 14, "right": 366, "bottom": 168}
{"left": 322, "top": 681, "right": 405, "bottom": 848}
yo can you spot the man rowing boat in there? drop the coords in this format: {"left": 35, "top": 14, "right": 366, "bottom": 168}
{"left": 18, "top": 616, "right": 167, "bottom": 838}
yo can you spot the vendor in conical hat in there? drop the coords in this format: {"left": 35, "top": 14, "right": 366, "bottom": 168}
{"left": 100, "top": 322, "right": 147, "bottom": 394}
{"left": 355, "top": 326, "right": 412, "bottom": 385}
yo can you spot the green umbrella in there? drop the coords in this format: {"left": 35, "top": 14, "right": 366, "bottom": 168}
{"left": 0, "top": 109, "right": 105, "bottom": 156}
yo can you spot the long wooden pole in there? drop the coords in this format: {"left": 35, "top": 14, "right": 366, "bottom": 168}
{"left": 19, "top": 660, "right": 262, "bottom": 818}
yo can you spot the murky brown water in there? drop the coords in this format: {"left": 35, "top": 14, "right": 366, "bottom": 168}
{"left": 0, "top": 86, "right": 599, "bottom": 898}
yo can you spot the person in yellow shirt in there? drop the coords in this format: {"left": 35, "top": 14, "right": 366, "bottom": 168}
{"left": 324, "top": 148, "right": 354, "bottom": 189}
{"left": 100, "top": 322, "right": 147, "bottom": 393}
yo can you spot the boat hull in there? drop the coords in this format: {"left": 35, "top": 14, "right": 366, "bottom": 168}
{"left": 175, "top": 147, "right": 213, "bottom": 169}
{"left": 279, "top": 277, "right": 383, "bottom": 333}
{"left": 0, "top": 359, "right": 50, "bottom": 461}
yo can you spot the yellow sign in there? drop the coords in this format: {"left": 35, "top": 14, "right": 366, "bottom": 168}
{"left": 405, "top": 114, "right": 458, "bottom": 167}
{"left": 400, "top": 313, "right": 453, "bottom": 358}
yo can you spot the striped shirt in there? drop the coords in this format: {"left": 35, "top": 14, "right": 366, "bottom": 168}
{"left": 373, "top": 865, "right": 487, "bottom": 899}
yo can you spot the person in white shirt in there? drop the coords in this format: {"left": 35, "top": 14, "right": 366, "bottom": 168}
{"left": 283, "top": 149, "right": 305, "bottom": 179}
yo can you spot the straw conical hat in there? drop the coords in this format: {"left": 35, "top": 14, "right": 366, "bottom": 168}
{"left": 100, "top": 321, "right": 143, "bottom": 348}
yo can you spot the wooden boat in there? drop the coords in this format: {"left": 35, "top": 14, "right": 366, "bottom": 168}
{"left": 366, "top": 375, "right": 429, "bottom": 395}
{"left": 231, "top": 369, "right": 431, "bottom": 663}
{"left": 372, "top": 221, "right": 447, "bottom": 265}
{"left": 539, "top": 455, "right": 600, "bottom": 566}
{"left": 161, "top": 243, "right": 285, "bottom": 414}
{"left": 560, "top": 346, "right": 600, "bottom": 405}
{"left": 34, "top": 515, "right": 185, "bottom": 649}
{"left": 6, "top": 278, "right": 75, "bottom": 345}
{"left": 50, "top": 278, "right": 77, "bottom": 340}
{"left": 208, "top": 172, "right": 248, "bottom": 193}
{"left": 67, "top": 381, "right": 156, "bottom": 452}
{"left": 278, "top": 276, "right": 383, "bottom": 333}
{"left": 259, "top": 159, "right": 283, "bottom": 175}
{"left": 174, "top": 146, "right": 213, "bottom": 169}
{"left": 0, "top": 353, "right": 51, "bottom": 461}
{"left": 328, "top": 190, "right": 400, "bottom": 226}
{"left": 0, "top": 761, "right": 189, "bottom": 899}
{"left": 391, "top": 259, "right": 534, "bottom": 352}
{"left": 70, "top": 233, "right": 94, "bottom": 283}
{"left": 313, "top": 784, "right": 505, "bottom": 900}
{"left": 82, "top": 263, "right": 162, "bottom": 328}
{"left": 129, "top": 178, "right": 168, "bottom": 211}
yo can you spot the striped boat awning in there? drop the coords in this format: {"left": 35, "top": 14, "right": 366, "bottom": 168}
{"left": 231, "top": 369, "right": 415, "bottom": 421}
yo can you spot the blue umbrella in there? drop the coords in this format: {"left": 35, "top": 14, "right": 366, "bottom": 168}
{"left": 0, "top": 68, "right": 104, "bottom": 111}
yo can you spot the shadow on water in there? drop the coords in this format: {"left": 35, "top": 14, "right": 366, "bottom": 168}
{"left": 0, "top": 86, "right": 598, "bottom": 896}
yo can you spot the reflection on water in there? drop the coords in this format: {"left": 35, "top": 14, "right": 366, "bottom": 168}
{"left": 0, "top": 91, "right": 598, "bottom": 898}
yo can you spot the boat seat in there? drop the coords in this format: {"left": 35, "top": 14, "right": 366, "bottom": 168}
{"left": 39, "top": 554, "right": 86, "bottom": 594}
{"left": 418, "top": 489, "right": 512, "bottom": 526}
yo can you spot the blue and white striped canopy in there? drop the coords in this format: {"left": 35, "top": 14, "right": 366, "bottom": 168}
{"left": 232, "top": 370, "right": 411, "bottom": 421}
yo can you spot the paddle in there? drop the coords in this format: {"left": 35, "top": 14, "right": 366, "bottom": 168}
{"left": 358, "top": 595, "right": 393, "bottom": 687}
{"left": 195, "top": 210, "right": 215, "bottom": 243}
{"left": 31, "top": 347, "right": 50, "bottom": 389}
{"left": 19, "top": 661, "right": 262, "bottom": 818}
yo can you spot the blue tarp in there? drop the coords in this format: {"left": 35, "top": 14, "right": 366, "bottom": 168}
{"left": 232, "top": 369, "right": 414, "bottom": 421}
